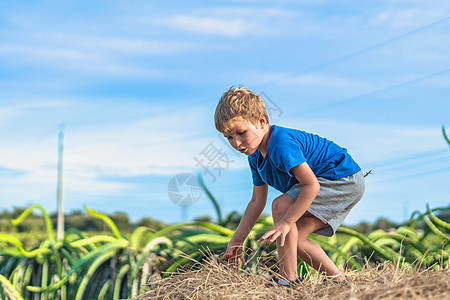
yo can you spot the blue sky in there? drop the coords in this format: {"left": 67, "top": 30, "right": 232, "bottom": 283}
{"left": 0, "top": 0, "right": 449, "bottom": 226}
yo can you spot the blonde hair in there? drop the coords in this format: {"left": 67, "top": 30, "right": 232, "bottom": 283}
{"left": 214, "top": 87, "right": 269, "bottom": 132}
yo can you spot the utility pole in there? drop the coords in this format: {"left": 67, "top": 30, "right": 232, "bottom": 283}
{"left": 57, "top": 123, "right": 65, "bottom": 240}
{"left": 182, "top": 206, "right": 187, "bottom": 222}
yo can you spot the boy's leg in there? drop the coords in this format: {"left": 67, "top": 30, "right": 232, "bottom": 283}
{"left": 272, "top": 194, "right": 345, "bottom": 282}
{"left": 271, "top": 194, "right": 299, "bottom": 281}
{"left": 295, "top": 215, "right": 345, "bottom": 281}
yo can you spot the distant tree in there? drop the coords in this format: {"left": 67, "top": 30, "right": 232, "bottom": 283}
{"left": 373, "top": 217, "right": 398, "bottom": 231}
{"left": 109, "top": 212, "right": 131, "bottom": 232}
{"left": 349, "top": 221, "right": 374, "bottom": 235}
{"left": 0, "top": 208, "right": 12, "bottom": 219}
{"left": 63, "top": 215, "right": 103, "bottom": 232}
{"left": 0, "top": 206, "right": 45, "bottom": 232}
{"left": 436, "top": 206, "right": 450, "bottom": 222}
{"left": 0, "top": 219, "right": 13, "bottom": 231}
{"left": 223, "top": 211, "right": 243, "bottom": 229}
{"left": 135, "top": 217, "right": 164, "bottom": 231}
{"left": 50, "top": 209, "right": 85, "bottom": 219}
{"left": 11, "top": 206, "right": 40, "bottom": 219}
{"left": 194, "top": 215, "right": 212, "bottom": 222}
{"left": 69, "top": 209, "right": 84, "bottom": 216}
{"left": 16, "top": 219, "right": 45, "bottom": 232}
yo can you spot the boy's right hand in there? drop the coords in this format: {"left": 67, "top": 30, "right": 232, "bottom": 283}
{"left": 219, "top": 240, "right": 245, "bottom": 270}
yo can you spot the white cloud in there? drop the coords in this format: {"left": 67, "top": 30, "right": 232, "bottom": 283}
{"left": 0, "top": 44, "right": 94, "bottom": 60}
{"left": 149, "top": 6, "right": 298, "bottom": 37}
{"left": 61, "top": 109, "right": 244, "bottom": 180}
{"left": 0, "top": 103, "right": 214, "bottom": 178}
{"left": 154, "top": 15, "right": 254, "bottom": 37}
{"left": 235, "top": 70, "right": 374, "bottom": 93}
{"left": 0, "top": 42, "right": 173, "bottom": 78}
{"left": 0, "top": 31, "right": 194, "bottom": 78}
{"left": 287, "top": 74, "right": 371, "bottom": 89}
{"left": 0, "top": 107, "right": 16, "bottom": 127}
{"left": 0, "top": 101, "right": 72, "bottom": 129}
{"left": 0, "top": 102, "right": 213, "bottom": 211}
{"left": 196, "top": 7, "right": 299, "bottom": 18}
{"left": 30, "top": 33, "right": 194, "bottom": 55}
{"left": 15, "top": 101, "right": 73, "bottom": 110}
{"left": 371, "top": 8, "right": 445, "bottom": 28}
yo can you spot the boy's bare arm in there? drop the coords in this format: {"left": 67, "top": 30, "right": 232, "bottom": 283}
{"left": 220, "top": 184, "right": 268, "bottom": 265}
{"left": 278, "top": 162, "right": 320, "bottom": 226}
{"left": 232, "top": 184, "right": 268, "bottom": 242}
{"left": 258, "top": 162, "right": 319, "bottom": 246}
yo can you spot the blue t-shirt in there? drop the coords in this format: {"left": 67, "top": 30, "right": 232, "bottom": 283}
{"left": 248, "top": 125, "right": 361, "bottom": 193}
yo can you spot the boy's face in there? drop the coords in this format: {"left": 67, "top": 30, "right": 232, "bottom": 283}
{"left": 222, "top": 118, "right": 268, "bottom": 156}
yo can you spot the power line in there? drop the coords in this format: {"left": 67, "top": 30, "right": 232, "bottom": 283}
{"left": 284, "top": 67, "right": 450, "bottom": 118}
{"left": 252, "top": 16, "right": 450, "bottom": 89}
{"left": 369, "top": 154, "right": 450, "bottom": 175}
{"left": 370, "top": 166, "right": 450, "bottom": 184}
{"left": 2, "top": 124, "right": 59, "bottom": 165}
{"left": 0, "top": 190, "right": 55, "bottom": 206}
{"left": 363, "top": 149, "right": 450, "bottom": 174}
{"left": 364, "top": 148, "right": 449, "bottom": 168}
{"left": 63, "top": 98, "right": 211, "bottom": 126}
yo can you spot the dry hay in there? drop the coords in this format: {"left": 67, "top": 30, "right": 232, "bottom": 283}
{"left": 134, "top": 254, "right": 450, "bottom": 300}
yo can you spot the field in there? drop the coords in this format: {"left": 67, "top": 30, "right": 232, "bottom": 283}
{"left": 135, "top": 254, "right": 450, "bottom": 300}
{"left": 0, "top": 202, "right": 449, "bottom": 299}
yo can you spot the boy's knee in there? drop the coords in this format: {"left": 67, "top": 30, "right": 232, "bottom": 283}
{"left": 296, "top": 236, "right": 309, "bottom": 250}
{"left": 271, "top": 195, "right": 293, "bottom": 216}
{"left": 296, "top": 216, "right": 326, "bottom": 241}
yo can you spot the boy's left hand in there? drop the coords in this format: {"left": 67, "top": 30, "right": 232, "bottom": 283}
{"left": 257, "top": 221, "right": 292, "bottom": 247}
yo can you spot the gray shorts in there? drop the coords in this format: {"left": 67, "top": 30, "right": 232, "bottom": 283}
{"left": 286, "top": 171, "right": 365, "bottom": 237}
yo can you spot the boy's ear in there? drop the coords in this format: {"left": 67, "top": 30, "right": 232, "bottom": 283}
{"left": 259, "top": 115, "right": 267, "bottom": 128}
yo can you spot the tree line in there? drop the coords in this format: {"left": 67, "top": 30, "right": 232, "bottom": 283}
{"left": 1, "top": 205, "right": 448, "bottom": 235}
{"left": 0, "top": 206, "right": 163, "bottom": 233}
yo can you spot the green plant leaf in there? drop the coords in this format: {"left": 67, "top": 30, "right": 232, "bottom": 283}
{"left": 337, "top": 227, "right": 400, "bottom": 262}
{"left": 27, "top": 240, "right": 128, "bottom": 293}
{"left": 184, "top": 233, "right": 230, "bottom": 245}
{"left": 197, "top": 173, "right": 223, "bottom": 224}
{"left": 427, "top": 203, "right": 450, "bottom": 230}
{"left": 84, "top": 206, "right": 122, "bottom": 239}
{"left": 70, "top": 235, "right": 118, "bottom": 248}
{"left": 443, "top": 125, "right": 450, "bottom": 147}
{"left": 0, "top": 274, "right": 24, "bottom": 300}
{"left": 423, "top": 216, "right": 449, "bottom": 240}
{"left": 75, "top": 249, "right": 117, "bottom": 300}
{"left": 113, "top": 265, "right": 130, "bottom": 299}
{"left": 153, "top": 221, "right": 234, "bottom": 238}
{"left": 0, "top": 233, "right": 51, "bottom": 258}
{"left": 11, "top": 204, "right": 55, "bottom": 243}
{"left": 130, "top": 226, "right": 155, "bottom": 251}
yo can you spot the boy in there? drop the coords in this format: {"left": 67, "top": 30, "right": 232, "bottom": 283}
{"left": 215, "top": 87, "right": 365, "bottom": 286}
